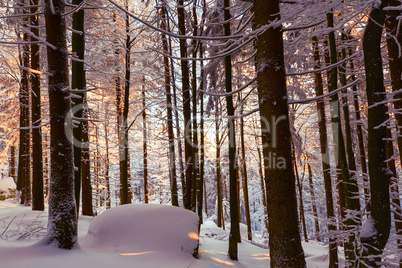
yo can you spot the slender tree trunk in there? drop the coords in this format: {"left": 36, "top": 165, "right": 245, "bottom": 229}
{"left": 312, "top": 35, "right": 338, "bottom": 267}
{"left": 349, "top": 47, "right": 369, "bottom": 210}
{"left": 191, "top": 1, "right": 199, "bottom": 213}
{"left": 104, "top": 107, "right": 111, "bottom": 209}
{"left": 71, "top": 0, "right": 85, "bottom": 216}
{"left": 41, "top": 0, "right": 77, "bottom": 248}
{"left": 44, "top": 134, "right": 49, "bottom": 200}
{"left": 30, "top": 0, "right": 44, "bottom": 211}
{"left": 198, "top": 44, "right": 205, "bottom": 224}
{"left": 223, "top": 0, "right": 240, "bottom": 260}
{"left": 255, "top": 0, "right": 306, "bottom": 265}
{"left": 120, "top": 2, "right": 132, "bottom": 205}
{"left": 160, "top": 3, "right": 178, "bottom": 207}
{"left": 216, "top": 105, "right": 223, "bottom": 228}
{"left": 81, "top": 102, "right": 93, "bottom": 216}
{"left": 257, "top": 143, "right": 269, "bottom": 233}
{"left": 294, "top": 152, "right": 308, "bottom": 242}
{"left": 360, "top": 0, "right": 391, "bottom": 265}
{"left": 18, "top": 15, "right": 31, "bottom": 206}
{"left": 177, "top": 0, "right": 193, "bottom": 210}
{"left": 9, "top": 146, "right": 16, "bottom": 182}
{"left": 340, "top": 33, "right": 360, "bottom": 212}
{"left": 240, "top": 102, "right": 252, "bottom": 241}
{"left": 307, "top": 163, "right": 320, "bottom": 240}
{"left": 326, "top": 13, "right": 357, "bottom": 263}
{"left": 142, "top": 86, "right": 149, "bottom": 204}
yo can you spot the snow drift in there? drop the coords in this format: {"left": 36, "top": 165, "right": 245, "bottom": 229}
{"left": 80, "top": 203, "right": 199, "bottom": 257}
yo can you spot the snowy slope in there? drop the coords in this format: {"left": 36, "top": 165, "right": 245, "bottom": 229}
{"left": 0, "top": 200, "right": 337, "bottom": 267}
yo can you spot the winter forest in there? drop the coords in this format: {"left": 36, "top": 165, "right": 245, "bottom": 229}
{"left": 0, "top": 0, "right": 400, "bottom": 267}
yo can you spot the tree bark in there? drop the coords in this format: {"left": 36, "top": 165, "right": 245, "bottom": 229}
{"left": 223, "top": 0, "right": 240, "bottom": 260}
{"left": 255, "top": 0, "right": 305, "bottom": 265}
{"left": 142, "top": 86, "right": 149, "bottom": 204}
{"left": 177, "top": 0, "right": 193, "bottom": 210}
{"left": 41, "top": 0, "right": 77, "bottom": 248}
{"left": 71, "top": 0, "right": 85, "bottom": 216}
{"left": 307, "top": 163, "right": 320, "bottom": 241}
{"left": 30, "top": 0, "right": 44, "bottom": 211}
{"left": 312, "top": 35, "right": 338, "bottom": 267}
{"left": 360, "top": 0, "right": 391, "bottom": 265}
{"left": 160, "top": 2, "right": 178, "bottom": 207}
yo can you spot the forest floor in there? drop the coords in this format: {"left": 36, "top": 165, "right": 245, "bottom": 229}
{"left": 0, "top": 200, "right": 339, "bottom": 267}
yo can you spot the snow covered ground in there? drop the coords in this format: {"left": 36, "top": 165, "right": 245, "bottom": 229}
{"left": 0, "top": 200, "right": 338, "bottom": 267}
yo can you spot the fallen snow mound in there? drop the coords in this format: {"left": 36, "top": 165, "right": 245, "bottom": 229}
{"left": 80, "top": 204, "right": 199, "bottom": 256}
{"left": 0, "top": 177, "right": 16, "bottom": 193}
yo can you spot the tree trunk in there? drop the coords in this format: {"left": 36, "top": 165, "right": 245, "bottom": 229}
{"left": 255, "top": 0, "right": 306, "bottom": 265}
{"left": 312, "top": 35, "right": 338, "bottom": 267}
{"left": 71, "top": 0, "right": 85, "bottom": 216}
{"left": 191, "top": 2, "right": 199, "bottom": 213}
{"left": 160, "top": 3, "right": 178, "bottom": 207}
{"left": 307, "top": 163, "right": 320, "bottom": 240}
{"left": 104, "top": 107, "right": 111, "bottom": 209}
{"left": 348, "top": 47, "right": 369, "bottom": 210}
{"left": 177, "top": 0, "right": 193, "bottom": 210}
{"left": 142, "top": 86, "right": 149, "bottom": 204}
{"left": 223, "top": 0, "right": 240, "bottom": 260}
{"left": 294, "top": 153, "right": 308, "bottom": 242}
{"left": 9, "top": 145, "right": 16, "bottom": 182}
{"left": 41, "top": 0, "right": 77, "bottom": 248}
{"left": 198, "top": 44, "right": 205, "bottom": 224}
{"left": 120, "top": 2, "right": 132, "bottom": 205}
{"left": 326, "top": 12, "right": 357, "bottom": 263}
{"left": 240, "top": 102, "right": 252, "bottom": 241}
{"left": 360, "top": 0, "right": 391, "bottom": 265}
{"left": 30, "top": 0, "right": 44, "bottom": 211}
{"left": 257, "top": 143, "right": 269, "bottom": 233}
{"left": 216, "top": 104, "right": 223, "bottom": 228}
{"left": 81, "top": 104, "right": 93, "bottom": 217}
{"left": 17, "top": 3, "right": 31, "bottom": 206}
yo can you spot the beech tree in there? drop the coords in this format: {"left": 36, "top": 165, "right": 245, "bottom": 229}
{"left": 360, "top": 0, "right": 391, "bottom": 265}
{"left": 39, "top": 0, "right": 77, "bottom": 249}
{"left": 255, "top": 0, "right": 305, "bottom": 266}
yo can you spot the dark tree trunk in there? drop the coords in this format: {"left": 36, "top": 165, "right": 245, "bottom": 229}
{"left": 294, "top": 153, "right": 308, "bottom": 242}
{"left": 30, "top": 0, "right": 44, "bottom": 211}
{"left": 71, "top": 0, "right": 85, "bottom": 216}
{"left": 142, "top": 86, "right": 149, "bottom": 204}
{"left": 17, "top": 2, "right": 31, "bottom": 206}
{"left": 360, "top": 0, "right": 391, "bottom": 265}
{"left": 191, "top": 2, "right": 199, "bottom": 213}
{"left": 198, "top": 44, "right": 205, "bottom": 224}
{"left": 104, "top": 109, "right": 111, "bottom": 209}
{"left": 41, "top": 0, "right": 77, "bottom": 248}
{"left": 240, "top": 102, "right": 252, "bottom": 241}
{"left": 255, "top": 0, "right": 306, "bottom": 265}
{"left": 216, "top": 104, "right": 223, "bottom": 228}
{"left": 312, "top": 35, "right": 338, "bottom": 267}
{"left": 223, "top": 0, "right": 240, "bottom": 260}
{"left": 307, "top": 163, "right": 320, "bottom": 240}
{"left": 326, "top": 12, "right": 357, "bottom": 263}
{"left": 81, "top": 104, "right": 93, "bottom": 217}
{"left": 177, "top": 0, "right": 193, "bottom": 210}
{"left": 256, "top": 143, "right": 269, "bottom": 233}
{"left": 9, "top": 145, "right": 16, "bottom": 182}
{"left": 348, "top": 47, "right": 369, "bottom": 210}
{"left": 160, "top": 3, "right": 178, "bottom": 206}
{"left": 120, "top": 2, "right": 132, "bottom": 205}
